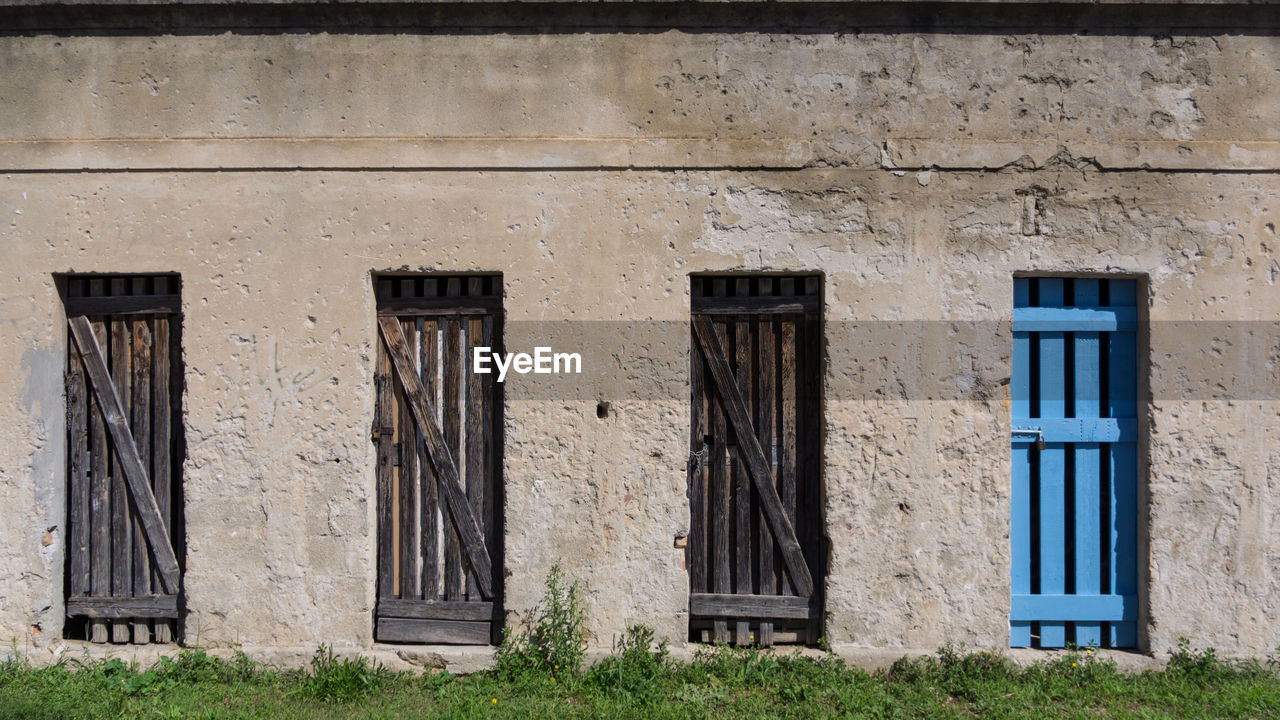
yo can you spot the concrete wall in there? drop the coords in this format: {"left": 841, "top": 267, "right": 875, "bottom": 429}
{"left": 1, "top": 2, "right": 1277, "bottom": 664}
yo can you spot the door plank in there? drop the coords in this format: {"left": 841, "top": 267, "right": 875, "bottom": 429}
{"left": 377, "top": 599, "right": 493, "bottom": 622}
{"left": 689, "top": 593, "right": 813, "bottom": 620}
{"left": 87, "top": 280, "right": 110, "bottom": 643}
{"left": 376, "top": 617, "right": 491, "bottom": 644}
{"left": 151, "top": 311, "right": 174, "bottom": 643}
{"left": 1107, "top": 280, "right": 1139, "bottom": 648}
{"left": 710, "top": 283, "right": 731, "bottom": 643}
{"left": 397, "top": 301, "right": 421, "bottom": 600}
{"left": 480, "top": 314, "right": 498, "bottom": 600}
{"left": 420, "top": 316, "right": 440, "bottom": 600}
{"left": 66, "top": 595, "right": 178, "bottom": 619}
{"left": 800, "top": 279, "right": 823, "bottom": 646}
{"left": 1037, "top": 278, "right": 1067, "bottom": 648}
{"left": 108, "top": 289, "right": 132, "bottom": 644}
{"left": 465, "top": 297, "right": 485, "bottom": 599}
{"left": 1010, "top": 277, "right": 1033, "bottom": 647}
{"left": 779, "top": 316, "right": 797, "bottom": 597}
{"left": 687, "top": 322, "right": 708, "bottom": 595}
{"left": 67, "top": 342, "right": 91, "bottom": 598}
{"left": 756, "top": 304, "right": 778, "bottom": 645}
{"left": 129, "top": 304, "right": 153, "bottom": 644}
{"left": 378, "top": 316, "right": 493, "bottom": 598}
{"left": 443, "top": 316, "right": 464, "bottom": 600}
{"left": 375, "top": 324, "right": 396, "bottom": 600}
{"left": 1072, "top": 279, "right": 1103, "bottom": 648}
{"left": 693, "top": 315, "right": 814, "bottom": 597}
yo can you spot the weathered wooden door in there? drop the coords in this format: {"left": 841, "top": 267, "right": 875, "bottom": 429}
{"left": 64, "top": 275, "right": 183, "bottom": 644}
{"left": 374, "top": 275, "right": 503, "bottom": 644}
{"left": 688, "top": 275, "right": 824, "bottom": 646}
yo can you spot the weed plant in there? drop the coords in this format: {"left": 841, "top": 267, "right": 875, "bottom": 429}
{"left": 493, "top": 560, "right": 588, "bottom": 681}
{"left": 296, "top": 643, "right": 395, "bottom": 702}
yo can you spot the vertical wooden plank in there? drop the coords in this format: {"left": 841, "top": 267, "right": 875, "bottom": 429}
{"left": 800, "top": 275, "right": 822, "bottom": 645}
{"left": 756, "top": 290, "right": 777, "bottom": 646}
{"left": 151, "top": 304, "right": 174, "bottom": 644}
{"left": 129, "top": 280, "right": 152, "bottom": 643}
{"left": 67, "top": 327, "right": 90, "bottom": 601}
{"left": 88, "top": 279, "right": 110, "bottom": 643}
{"left": 375, "top": 286, "right": 396, "bottom": 604}
{"left": 1037, "top": 278, "right": 1067, "bottom": 648}
{"left": 1108, "top": 279, "right": 1139, "bottom": 648}
{"left": 480, "top": 312, "right": 498, "bottom": 603}
{"left": 778, "top": 310, "right": 798, "bottom": 597}
{"left": 465, "top": 284, "right": 486, "bottom": 599}
{"left": 710, "top": 280, "right": 729, "bottom": 642}
{"left": 732, "top": 280, "right": 753, "bottom": 646}
{"left": 443, "top": 302, "right": 463, "bottom": 601}
{"left": 1072, "top": 279, "right": 1103, "bottom": 648}
{"left": 109, "top": 278, "right": 132, "bottom": 643}
{"left": 420, "top": 314, "right": 440, "bottom": 601}
{"left": 398, "top": 302, "right": 421, "bottom": 600}
{"left": 1010, "top": 277, "right": 1032, "bottom": 647}
{"left": 390, "top": 322, "right": 402, "bottom": 595}
{"left": 688, "top": 315, "right": 708, "bottom": 596}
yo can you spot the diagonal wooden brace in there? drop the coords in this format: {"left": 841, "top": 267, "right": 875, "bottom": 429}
{"left": 692, "top": 315, "right": 815, "bottom": 597}
{"left": 68, "top": 316, "right": 181, "bottom": 594}
{"left": 378, "top": 317, "right": 494, "bottom": 598}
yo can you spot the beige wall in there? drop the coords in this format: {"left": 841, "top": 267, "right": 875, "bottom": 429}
{"left": 1, "top": 8, "right": 1277, "bottom": 662}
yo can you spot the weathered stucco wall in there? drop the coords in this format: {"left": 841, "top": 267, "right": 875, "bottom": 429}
{"left": 1, "top": 3, "right": 1277, "bottom": 664}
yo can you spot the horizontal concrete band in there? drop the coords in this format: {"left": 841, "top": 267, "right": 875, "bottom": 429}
{"left": 2, "top": 137, "right": 1277, "bottom": 171}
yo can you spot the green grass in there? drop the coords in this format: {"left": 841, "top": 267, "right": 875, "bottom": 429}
{"left": 2, "top": 640, "right": 1279, "bottom": 719}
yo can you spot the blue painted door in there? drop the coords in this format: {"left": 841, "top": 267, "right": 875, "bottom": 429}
{"left": 1011, "top": 277, "right": 1139, "bottom": 648}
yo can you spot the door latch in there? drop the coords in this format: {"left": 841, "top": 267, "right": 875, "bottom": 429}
{"left": 1012, "top": 427, "right": 1046, "bottom": 451}
{"left": 688, "top": 438, "right": 711, "bottom": 473}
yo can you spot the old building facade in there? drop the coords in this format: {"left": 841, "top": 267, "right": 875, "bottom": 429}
{"left": 1, "top": 1, "right": 1277, "bottom": 666}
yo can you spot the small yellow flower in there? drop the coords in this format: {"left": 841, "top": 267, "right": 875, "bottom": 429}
{"left": 1072, "top": 663, "right": 1078, "bottom": 667}
{"left": 554, "top": 665, "right": 559, "bottom": 669}
{"left": 1086, "top": 649, "right": 1093, "bottom": 655}
{"left": 492, "top": 698, "right": 498, "bottom": 704}
{"left": 551, "top": 677, "right": 556, "bottom": 683}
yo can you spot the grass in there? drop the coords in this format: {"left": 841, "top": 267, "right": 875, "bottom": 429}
{"left": 2, "top": 640, "right": 1279, "bottom": 719}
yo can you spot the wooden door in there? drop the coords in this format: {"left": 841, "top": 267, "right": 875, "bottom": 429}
{"left": 687, "top": 275, "right": 824, "bottom": 646}
{"left": 64, "top": 275, "right": 183, "bottom": 644}
{"left": 1011, "top": 277, "right": 1139, "bottom": 648}
{"left": 373, "top": 275, "right": 503, "bottom": 644}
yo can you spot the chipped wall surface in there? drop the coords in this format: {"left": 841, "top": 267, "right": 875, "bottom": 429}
{"left": 1, "top": 3, "right": 1278, "bottom": 662}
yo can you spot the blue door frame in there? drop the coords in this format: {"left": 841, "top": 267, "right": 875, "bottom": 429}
{"left": 1011, "top": 277, "right": 1139, "bottom": 648}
